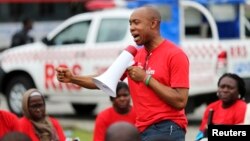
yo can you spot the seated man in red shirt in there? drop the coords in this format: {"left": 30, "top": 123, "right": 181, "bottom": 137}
{"left": 93, "top": 81, "right": 136, "bottom": 141}
{"left": 19, "top": 88, "right": 66, "bottom": 141}
{"left": 0, "top": 109, "right": 20, "bottom": 138}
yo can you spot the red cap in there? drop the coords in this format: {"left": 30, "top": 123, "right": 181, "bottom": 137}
{"left": 125, "top": 45, "right": 137, "bottom": 57}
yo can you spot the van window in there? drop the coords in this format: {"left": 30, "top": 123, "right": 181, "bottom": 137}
{"left": 157, "top": 5, "right": 171, "bottom": 21}
{"left": 52, "top": 20, "right": 91, "bottom": 45}
{"left": 184, "top": 7, "right": 211, "bottom": 39}
{"left": 96, "top": 18, "right": 128, "bottom": 43}
{"left": 245, "top": 4, "right": 250, "bottom": 38}
{"left": 209, "top": 4, "right": 237, "bottom": 22}
{"left": 184, "top": 3, "right": 240, "bottom": 39}
{"left": 209, "top": 4, "right": 239, "bottom": 39}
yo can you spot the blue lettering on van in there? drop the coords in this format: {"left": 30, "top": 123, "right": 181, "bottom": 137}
{"left": 233, "top": 62, "right": 250, "bottom": 74}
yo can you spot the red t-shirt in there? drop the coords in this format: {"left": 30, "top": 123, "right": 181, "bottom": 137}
{"left": 19, "top": 117, "right": 66, "bottom": 141}
{"left": 128, "top": 40, "right": 189, "bottom": 132}
{"left": 93, "top": 106, "right": 136, "bottom": 141}
{"left": 0, "top": 110, "right": 20, "bottom": 138}
{"left": 199, "top": 99, "right": 247, "bottom": 132}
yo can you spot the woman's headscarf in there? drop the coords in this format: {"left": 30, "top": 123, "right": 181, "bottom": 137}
{"left": 22, "top": 88, "right": 59, "bottom": 141}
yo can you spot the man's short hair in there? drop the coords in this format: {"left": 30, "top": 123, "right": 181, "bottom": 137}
{"left": 1, "top": 131, "right": 31, "bottom": 141}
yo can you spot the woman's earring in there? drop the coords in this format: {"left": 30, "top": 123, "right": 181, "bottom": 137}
{"left": 217, "top": 92, "right": 219, "bottom": 96}
{"left": 238, "top": 94, "right": 241, "bottom": 99}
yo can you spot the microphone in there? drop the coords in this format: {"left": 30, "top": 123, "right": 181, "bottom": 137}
{"left": 204, "top": 108, "right": 214, "bottom": 137}
{"left": 92, "top": 45, "right": 137, "bottom": 97}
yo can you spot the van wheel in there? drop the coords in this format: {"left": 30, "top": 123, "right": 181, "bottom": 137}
{"left": 5, "top": 75, "right": 35, "bottom": 116}
{"left": 72, "top": 104, "right": 96, "bottom": 116}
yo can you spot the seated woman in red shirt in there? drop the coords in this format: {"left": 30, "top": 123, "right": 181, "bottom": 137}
{"left": 195, "top": 73, "right": 247, "bottom": 141}
{"left": 93, "top": 81, "right": 136, "bottom": 141}
{"left": 0, "top": 110, "right": 20, "bottom": 138}
{"left": 19, "top": 88, "right": 66, "bottom": 141}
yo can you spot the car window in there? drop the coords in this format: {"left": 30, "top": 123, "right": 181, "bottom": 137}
{"left": 52, "top": 20, "right": 91, "bottom": 45}
{"left": 184, "top": 7, "right": 211, "bottom": 39}
{"left": 245, "top": 4, "right": 250, "bottom": 38}
{"left": 96, "top": 18, "right": 128, "bottom": 43}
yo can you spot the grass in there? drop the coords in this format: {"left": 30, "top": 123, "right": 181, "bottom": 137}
{"left": 64, "top": 127, "right": 93, "bottom": 141}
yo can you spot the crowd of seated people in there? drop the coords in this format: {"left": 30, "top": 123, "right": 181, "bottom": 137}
{"left": 1, "top": 73, "right": 250, "bottom": 141}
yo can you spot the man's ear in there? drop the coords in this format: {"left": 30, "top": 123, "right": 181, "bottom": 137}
{"left": 151, "top": 20, "right": 159, "bottom": 29}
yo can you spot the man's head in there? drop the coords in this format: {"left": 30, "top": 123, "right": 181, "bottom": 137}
{"left": 105, "top": 121, "right": 140, "bottom": 141}
{"left": 129, "top": 6, "right": 161, "bottom": 46}
{"left": 22, "top": 17, "right": 33, "bottom": 31}
{"left": 1, "top": 131, "right": 31, "bottom": 141}
{"left": 110, "top": 81, "right": 131, "bottom": 114}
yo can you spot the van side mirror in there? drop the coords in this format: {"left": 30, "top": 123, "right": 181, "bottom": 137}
{"left": 42, "top": 37, "right": 53, "bottom": 45}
